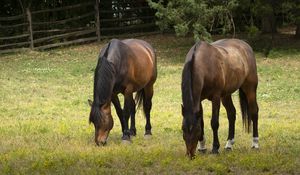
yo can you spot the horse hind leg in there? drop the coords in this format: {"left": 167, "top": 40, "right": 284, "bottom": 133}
{"left": 143, "top": 85, "right": 154, "bottom": 137}
{"left": 241, "top": 83, "right": 259, "bottom": 149}
{"left": 248, "top": 90, "right": 259, "bottom": 149}
{"left": 222, "top": 95, "right": 236, "bottom": 150}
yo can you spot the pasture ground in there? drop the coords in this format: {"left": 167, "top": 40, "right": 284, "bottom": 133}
{"left": 0, "top": 35, "right": 299, "bottom": 174}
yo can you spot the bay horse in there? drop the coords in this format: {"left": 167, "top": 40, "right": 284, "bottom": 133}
{"left": 181, "top": 39, "right": 259, "bottom": 158}
{"left": 88, "top": 39, "right": 157, "bottom": 146}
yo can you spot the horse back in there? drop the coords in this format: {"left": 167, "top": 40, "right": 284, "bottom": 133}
{"left": 191, "top": 39, "right": 257, "bottom": 99}
{"left": 212, "top": 39, "right": 256, "bottom": 72}
{"left": 213, "top": 39, "right": 258, "bottom": 88}
{"left": 121, "top": 39, "right": 157, "bottom": 91}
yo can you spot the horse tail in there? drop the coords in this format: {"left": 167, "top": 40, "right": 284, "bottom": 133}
{"left": 239, "top": 88, "right": 251, "bottom": 133}
{"left": 135, "top": 89, "right": 145, "bottom": 110}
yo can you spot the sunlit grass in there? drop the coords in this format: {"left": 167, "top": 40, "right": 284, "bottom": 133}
{"left": 0, "top": 34, "right": 299, "bottom": 174}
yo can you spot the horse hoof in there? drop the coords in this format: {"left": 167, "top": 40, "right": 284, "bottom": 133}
{"left": 225, "top": 147, "right": 232, "bottom": 151}
{"left": 144, "top": 134, "right": 152, "bottom": 139}
{"left": 130, "top": 130, "right": 136, "bottom": 136}
{"left": 144, "top": 130, "right": 152, "bottom": 139}
{"left": 122, "top": 134, "right": 130, "bottom": 141}
{"left": 122, "top": 139, "right": 131, "bottom": 145}
{"left": 145, "top": 130, "right": 152, "bottom": 135}
{"left": 225, "top": 139, "right": 234, "bottom": 150}
{"left": 198, "top": 148, "right": 207, "bottom": 154}
{"left": 211, "top": 149, "right": 219, "bottom": 154}
{"left": 121, "top": 134, "right": 131, "bottom": 144}
{"left": 252, "top": 137, "right": 259, "bottom": 149}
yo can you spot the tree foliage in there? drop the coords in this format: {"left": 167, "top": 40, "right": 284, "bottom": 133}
{"left": 148, "top": 0, "right": 238, "bottom": 41}
{"left": 148, "top": 0, "right": 300, "bottom": 40}
{"left": 0, "top": 0, "right": 299, "bottom": 40}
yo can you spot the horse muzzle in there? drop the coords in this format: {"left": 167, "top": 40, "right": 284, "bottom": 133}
{"left": 186, "top": 150, "right": 196, "bottom": 160}
{"left": 95, "top": 138, "right": 107, "bottom": 146}
{"left": 185, "top": 144, "right": 197, "bottom": 160}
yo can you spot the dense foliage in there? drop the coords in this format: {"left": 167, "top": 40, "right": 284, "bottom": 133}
{"left": 148, "top": 0, "right": 238, "bottom": 41}
{"left": 148, "top": 0, "right": 300, "bottom": 40}
{"left": 0, "top": 0, "right": 299, "bottom": 41}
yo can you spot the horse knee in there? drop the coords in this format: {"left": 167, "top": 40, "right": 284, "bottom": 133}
{"left": 143, "top": 100, "right": 152, "bottom": 112}
{"left": 227, "top": 110, "right": 236, "bottom": 120}
{"left": 249, "top": 105, "right": 258, "bottom": 120}
{"left": 210, "top": 120, "right": 219, "bottom": 130}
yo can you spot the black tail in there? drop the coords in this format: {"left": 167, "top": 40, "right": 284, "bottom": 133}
{"left": 239, "top": 88, "right": 251, "bottom": 133}
{"left": 135, "top": 89, "right": 145, "bottom": 111}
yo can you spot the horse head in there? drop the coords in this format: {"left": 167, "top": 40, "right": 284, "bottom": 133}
{"left": 181, "top": 105, "right": 201, "bottom": 159}
{"left": 89, "top": 99, "right": 114, "bottom": 146}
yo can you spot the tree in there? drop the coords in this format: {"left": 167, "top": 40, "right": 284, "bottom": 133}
{"left": 281, "top": 1, "right": 300, "bottom": 38}
{"left": 251, "top": 0, "right": 279, "bottom": 34}
{"left": 147, "top": 0, "right": 238, "bottom": 41}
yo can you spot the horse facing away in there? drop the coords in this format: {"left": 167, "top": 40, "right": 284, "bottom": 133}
{"left": 89, "top": 39, "right": 157, "bottom": 146}
{"left": 181, "top": 39, "right": 259, "bottom": 158}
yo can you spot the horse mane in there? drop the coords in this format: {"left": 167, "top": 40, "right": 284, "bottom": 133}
{"left": 181, "top": 42, "right": 200, "bottom": 127}
{"left": 89, "top": 42, "right": 116, "bottom": 125}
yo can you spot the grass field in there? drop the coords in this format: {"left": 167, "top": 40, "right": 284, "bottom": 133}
{"left": 0, "top": 35, "right": 299, "bottom": 174}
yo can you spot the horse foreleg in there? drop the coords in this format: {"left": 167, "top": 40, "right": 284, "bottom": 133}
{"left": 211, "top": 95, "right": 221, "bottom": 154}
{"left": 122, "top": 93, "right": 135, "bottom": 141}
{"left": 198, "top": 103, "right": 207, "bottom": 153}
{"left": 111, "top": 94, "right": 124, "bottom": 133}
{"left": 222, "top": 95, "right": 236, "bottom": 150}
{"left": 129, "top": 98, "right": 136, "bottom": 136}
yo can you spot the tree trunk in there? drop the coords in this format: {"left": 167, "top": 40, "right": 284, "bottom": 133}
{"left": 296, "top": 24, "right": 300, "bottom": 39}
{"left": 26, "top": 8, "right": 34, "bottom": 49}
{"left": 95, "top": 0, "right": 100, "bottom": 41}
{"left": 261, "top": 13, "right": 276, "bottom": 34}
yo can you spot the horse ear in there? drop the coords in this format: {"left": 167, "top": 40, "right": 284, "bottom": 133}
{"left": 88, "top": 99, "right": 93, "bottom": 107}
{"left": 104, "top": 42, "right": 111, "bottom": 57}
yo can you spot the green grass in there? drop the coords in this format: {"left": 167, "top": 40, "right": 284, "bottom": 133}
{"left": 0, "top": 34, "right": 299, "bottom": 174}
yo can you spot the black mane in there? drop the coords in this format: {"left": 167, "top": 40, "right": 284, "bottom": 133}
{"left": 89, "top": 42, "right": 116, "bottom": 125}
{"left": 181, "top": 42, "right": 200, "bottom": 127}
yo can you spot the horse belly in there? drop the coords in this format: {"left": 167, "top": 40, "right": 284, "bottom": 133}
{"left": 223, "top": 54, "right": 248, "bottom": 93}
{"left": 133, "top": 68, "right": 153, "bottom": 88}
{"left": 223, "top": 70, "right": 246, "bottom": 94}
{"left": 126, "top": 57, "right": 155, "bottom": 91}
{"left": 123, "top": 41, "right": 156, "bottom": 92}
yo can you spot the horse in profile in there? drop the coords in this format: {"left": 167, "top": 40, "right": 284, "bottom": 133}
{"left": 88, "top": 39, "right": 157, "bottom": 145}
{"left": 181, "top": 39, "right": 259, "bottom": 158}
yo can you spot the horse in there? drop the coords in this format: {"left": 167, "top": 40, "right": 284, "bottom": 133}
{"left": 181, "top": 39, "right": 259, "bottom": 158}
{"left": 88, "top": 38, "right": 157, "bottom": 146}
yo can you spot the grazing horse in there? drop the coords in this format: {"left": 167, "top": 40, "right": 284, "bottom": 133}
{"left": 181, "top": 39, "right": 259, "bottom": 158}
{"left": 88, "top": 39, "right": 157, "bottom": 146}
